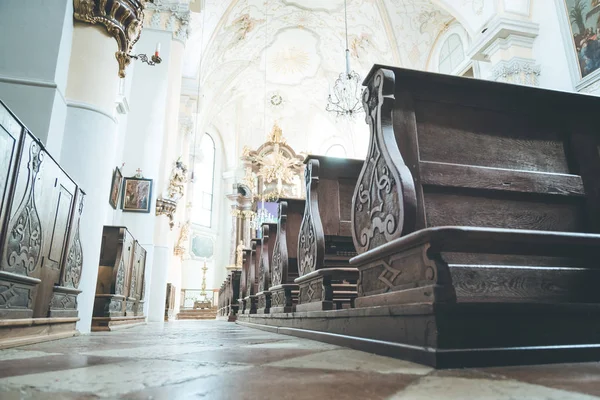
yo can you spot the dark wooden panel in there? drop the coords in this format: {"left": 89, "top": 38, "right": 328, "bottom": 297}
{"left": 338, "top": 178, "right": 354, "bottom": 223}
{"left": 319, "top": 178, "right": 340, "bottom": 236}
{"left": 415, "top": 100, "right": 569, "bottom": 173}
{"left": 48, "top": 186, "right": 73, "bottom": 263}
{"left": 450, "top": 265, "right": 600, "bottom": 303}
{"left": 423, "top": 188, "right": 584, "bottom": 232}
{"left": 420, "top": 161, "right": 584, "bottom": 197}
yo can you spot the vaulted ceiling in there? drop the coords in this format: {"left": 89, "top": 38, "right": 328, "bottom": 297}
{"left": 182, "top": 0, "right": 494, "bottom": 166}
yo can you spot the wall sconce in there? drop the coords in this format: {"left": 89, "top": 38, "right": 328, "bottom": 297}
{"left": 131, "top": 42, "right": 162, "bottom": 66}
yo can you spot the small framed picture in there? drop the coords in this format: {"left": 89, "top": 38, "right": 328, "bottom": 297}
{"left": 109, "top": 167, "right": 123, "bottom": 209}
{"left": 121, "top": 177, "right": 153, "bottom": 213}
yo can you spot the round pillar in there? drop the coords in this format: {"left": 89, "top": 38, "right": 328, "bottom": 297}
{"left": 60, "top": 22, "right": 121, "bottom": 333}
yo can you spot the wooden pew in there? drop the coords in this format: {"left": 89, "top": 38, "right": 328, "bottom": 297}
{"left": 238, "top": 249, "right": 251, "bottom": 314}
{"left": 226, "top": 270, "right": 241, "bottom": 321}
{"left": 349, "top": 65, "right": 600, "bottom": 367}
{"left": 269, "top": 199, "right": 304, "bottom": 313}
{"left": 243, "top": 239, "right": 261, "bottom": 314}
{"left": 294, "top": 155, "right": 363, "bottom": 311}
{"left": 256, "top": 223, "right": 277, "bottom": 314}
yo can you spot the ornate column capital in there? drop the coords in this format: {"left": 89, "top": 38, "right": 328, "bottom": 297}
{"left": 73, "top": 0, "right": 151, "bottom": 78}
{"left": 144, "top": 0, "right": 191, "bottom": 44}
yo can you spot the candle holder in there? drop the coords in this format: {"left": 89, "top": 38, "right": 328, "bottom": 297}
{"left": 130, "top": 53, "right": 162, "bottom": 66}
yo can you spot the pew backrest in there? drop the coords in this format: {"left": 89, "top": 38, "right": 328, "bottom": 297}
{"left": 352, "top": 65, "right": 600, "bottom": 256}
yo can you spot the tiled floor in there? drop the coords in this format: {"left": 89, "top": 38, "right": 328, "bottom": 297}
{"left": 0, "top": 321, "right": 599, "bottom": 399}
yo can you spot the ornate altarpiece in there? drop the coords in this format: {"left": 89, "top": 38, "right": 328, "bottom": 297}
{"left": 227, "top": 123, "right": 306, "bottom": 269}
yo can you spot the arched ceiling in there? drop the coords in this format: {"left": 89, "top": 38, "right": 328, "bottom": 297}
{"left": 182, "top": 0, "right": 494, "bottom": 166}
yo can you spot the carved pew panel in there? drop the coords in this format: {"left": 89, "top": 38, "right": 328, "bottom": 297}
{"left": 239, "top": 248, "right": 251, "bottom": 314}
{"left": 270, "top": 199, "right": 304, "bottom": 313}
{"left": 256, "top": 223, "right": 277, "bottom": 314}
{"left": 227, "top": 270, "right": 241, "bottom": 321}
{"left": 295, "top": 156, "right": 362, "bottom": 311}
{"left": 351, "top": 65, "right": 600, "bottom": 310}
{"left": 243, "top": 239, "right": 261, "bottom": 314}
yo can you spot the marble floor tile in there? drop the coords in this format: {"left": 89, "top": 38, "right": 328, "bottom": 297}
{"left": 265, "top": 348, "right": 433, "bottom": 375}
{"left": 0, "top": 321, "right": 598, "bottom": 399}
{"left": 0, "top": 349, "right": 61, "bottom": 361}
{"left": 0, "top": 358, "right": 250, "bottom": 398}
{"left": 126, "top": 366, "right": 422, "bottom": 400}
{"left": 0, "top": 354, "right": 128, "bottom": 379}
{"left": 481, "top": 363, "right": 600, "bottom": 398}
{"left": 389, "top": 376, "right": 600, "bottom": 400}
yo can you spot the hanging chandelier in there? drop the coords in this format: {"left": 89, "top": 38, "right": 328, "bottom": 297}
{"left": 326, "top": 0, "right": 363, "bottom": 119}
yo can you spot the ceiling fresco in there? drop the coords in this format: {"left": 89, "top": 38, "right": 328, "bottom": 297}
{"left": 181, "top": 0, "right": 494, "bottom": 165}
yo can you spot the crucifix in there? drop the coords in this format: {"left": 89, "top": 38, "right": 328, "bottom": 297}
{"left": 135, "top": 168, "right": 143, "bottom": 178}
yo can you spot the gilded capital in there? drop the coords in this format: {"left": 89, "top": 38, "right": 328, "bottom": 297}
{"left": 73, "top": 0, "right": 150, "bottom": 78}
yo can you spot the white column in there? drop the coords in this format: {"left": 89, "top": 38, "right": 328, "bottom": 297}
{"left": 0, "top": 0, "right": 73, "bottom": 154}
{"left": 60, "top": 23, "right": 120, "bottom": 333}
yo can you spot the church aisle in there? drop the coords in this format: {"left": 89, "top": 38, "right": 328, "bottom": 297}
{"left": 0, "top": 321, "right": 597, "bottom": 399}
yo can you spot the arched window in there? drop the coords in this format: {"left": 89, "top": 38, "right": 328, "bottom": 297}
{"left": 438, "top": 34, "right": 465, "bottom": 75}
{"left": 192, "top": 133, "right": 215, "bottom": 227}
{"left": 325, "top": 144, "right": 347, "bottom": 158}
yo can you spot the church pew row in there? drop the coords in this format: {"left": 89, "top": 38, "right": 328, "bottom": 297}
{"left": 235, "top": 64, "right": 600, "bottom": 368}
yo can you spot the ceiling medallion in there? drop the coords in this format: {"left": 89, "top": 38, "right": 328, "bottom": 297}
{"left": 270, "top": 93, "right": 283, "bottom": 107}
{"left": 326, "top": 0, "right": 364, "bottom": 119}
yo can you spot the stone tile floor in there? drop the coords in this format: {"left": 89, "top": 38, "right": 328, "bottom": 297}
{"left": 0, "top": 321, "right": 598, "bottom": 399}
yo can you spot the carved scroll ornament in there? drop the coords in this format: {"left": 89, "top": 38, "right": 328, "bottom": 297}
{"left": 6, "top": 142, "right": 44, "bottom": 276}
{"left": 271, "top": 202, "right": 288, "bottom": 287}
{"left": 297, "top": 160, "right": 324, "bottom": 277}
{"left": 257, "top": 225, "right": 270, "bottom": 292}
{"left": 64, "top": 191, "right": 86, "bottom": 288}
{"left": 351, "top": 68, "right": 417, "bottom": 255}
{"left": 73, "top": 0, "right": 149, "bottom": 78}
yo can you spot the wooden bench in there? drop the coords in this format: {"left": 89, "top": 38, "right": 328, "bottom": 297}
{"left": 242, "top": 239, "right": 261, "bottom": 314}
{"left": 238, "top": 248, "right": 252, "bottom": 314}
{"left": 256, "top": 223, "right": 277, "bottom": 314}
{"left": 348, "top": 65, "right": 600, "bottom": 366}
{"left": 226, "top": 270, "right": 241, "bottom": 321}
{"left": 294, "top": 155, "right": 363, "bottom": 311}
{"left": 269, "top": 199, "right": 304, "bottom": 313}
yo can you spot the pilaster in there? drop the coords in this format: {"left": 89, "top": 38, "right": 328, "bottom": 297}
{"left": 468, "top": 17, "right": 541, "bottom": 86}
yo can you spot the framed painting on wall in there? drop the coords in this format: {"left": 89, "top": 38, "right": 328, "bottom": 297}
{"left": 557, "top": 0, "right": 600, "bottom": 90}
{"left": 109, "top": 167, "right": 123, "bottom": 209}
{"left": 121, "top": 177, "right": 153, "bottom": 213}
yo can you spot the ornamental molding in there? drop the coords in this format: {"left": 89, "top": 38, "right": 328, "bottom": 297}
{"left": 144, "top": 0, "right": 191, "bottom": 43}
{"left": 73, "top": 0, "right": 150, "bottom": 78}
{"left": 467, "top": 17, "right": 539, "bottom": 62}
{"left": 491, "top": 57, "right": 541, "bottom": 87}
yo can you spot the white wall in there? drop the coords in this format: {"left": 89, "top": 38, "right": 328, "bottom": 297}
{"left": 0, "top": 0, "right": 73, "bottom": 154}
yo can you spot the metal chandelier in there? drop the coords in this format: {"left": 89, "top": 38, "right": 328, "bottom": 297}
{"left": 326, "top": 0, "right": 363, "bottom": 119}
